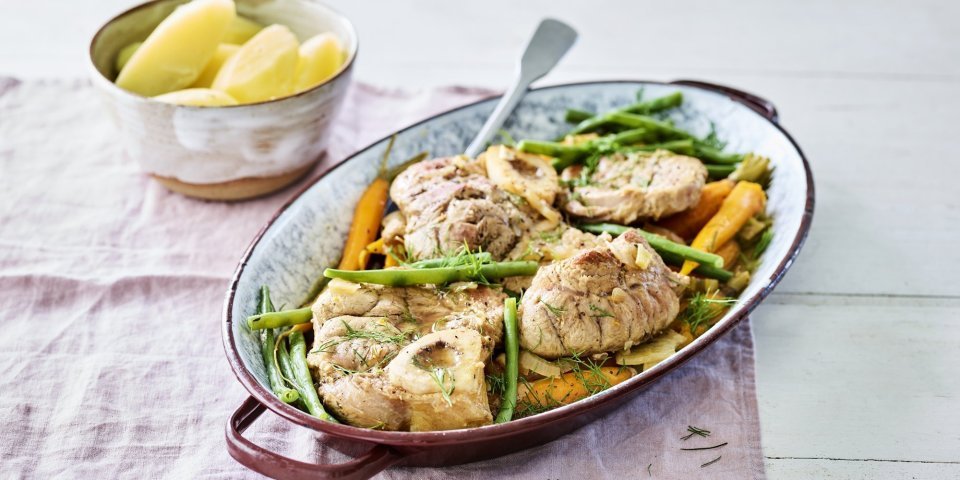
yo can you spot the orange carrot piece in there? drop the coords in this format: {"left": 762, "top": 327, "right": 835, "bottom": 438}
{"left": 657, "top": 179, "right": 735, "bottom": 241}
{"left": 714, "top": 240, "right": 741, "bottom": 269}
{"left": 518, "top": 366, "right": 634, "bottom": 408}
{"left": 681, "top": 181, "right": 766, "bottom": 275}
{"left": 338, "top": 178, "right": 389, "bottom": 271}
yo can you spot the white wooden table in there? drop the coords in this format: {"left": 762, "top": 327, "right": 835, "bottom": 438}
{"left": 4, "top": 1, "right": 958, "bottom": 477}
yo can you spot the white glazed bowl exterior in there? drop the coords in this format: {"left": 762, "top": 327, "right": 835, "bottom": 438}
{"left": 88, "top": 0, "right": 357, "bottom": 184}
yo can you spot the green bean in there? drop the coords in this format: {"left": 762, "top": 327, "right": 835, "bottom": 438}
{"left": 324, "top": 261, "right": 539, "bottom": 287}
{"left": 288, "top": 330, "right": 339, "bottom": 422}
{"left": 564, "top": 115, "right": 619, "bottom": 137}
{"left": 564, "top": 108, "right": 594, "bottom": 123}
{"left": 275, "top": 333, "right": 305, "bottom": 412}
{"left": 706, "top": 163, "right": 737, "bottom": 179}
{"left": 566, "top": 92, "right": 684, "bottom": 135}
{"left": 517, "top": 140, "right": 587, "bottom": 164}
{"left": 693, "top": 144, "right": 743, "bottom": 165}
{"left": 409, "top": 252, "right": 494, "bottom": 269}
{"left": 655, "top": 250, "right": 733, "bottom": 281}
{"left": 578, "top": 223, "right": 724, "bottom": 269}
{"left": 607, "top": 128, "right": 660, "bottom": 146}
{"left": 624, "top": 139, "right": 696, "bottom": 156}
{"left": 247, "top": 306, "right": 313, "bottom": 331}
{"left": 524, "top": 129, "right": 658, "bottom": 171}
{"left": 622, "top": 91, "right": 684, "bottom": 115}
{"left": 257, "top": 287, "right": 299, "bottom": 404}
{"left": 605, "top": 112, "right": 694, "bottom": 141}
{"left": 495, "top": 297, "right": 519, "bottom": 423}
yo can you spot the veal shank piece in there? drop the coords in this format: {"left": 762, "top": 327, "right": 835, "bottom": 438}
{"left": 519, "top": 229, "right": 683, "bottom": 358}
{"left": 306, "top": 279, "right": 505, "bottom": 430}
{"left": 388, "top": 155, "right": 535, "bottom": 261}
{"left": 563, "top": 150, "right": 707, "bottom": 224}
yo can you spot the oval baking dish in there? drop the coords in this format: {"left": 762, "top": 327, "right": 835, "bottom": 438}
{"left": 222, "top": 79, "right": 814, "bottom": 479}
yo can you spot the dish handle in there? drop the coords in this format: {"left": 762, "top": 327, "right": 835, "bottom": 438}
{"left": 225, "top": 396, "right": 402, "bottom": 480}
{"left": 671, "top": 79, "right": 780, "bottom": 123}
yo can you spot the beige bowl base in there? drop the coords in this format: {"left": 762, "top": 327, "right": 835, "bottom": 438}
{"left": 152, "top": 162, "right": 316, "bottom": 201}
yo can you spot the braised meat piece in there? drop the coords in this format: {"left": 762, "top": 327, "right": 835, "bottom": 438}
{"left": 319, "top": 328, "right": 492, "bottom": 431}
{"left": 389, "top": 155, "right": 535, "bottom": 261}
{"left": 563, "top": 150, "right": 707, "bottom": 224}
{"left": 306, "top": 280, "right": 505, "bottom": 431}
{"left": 518, "top": 229, "right": 683, "bottom": 358}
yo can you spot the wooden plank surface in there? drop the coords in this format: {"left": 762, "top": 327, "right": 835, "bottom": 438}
{"left": 3, "top": 0, "right": 958, "bottom": 478}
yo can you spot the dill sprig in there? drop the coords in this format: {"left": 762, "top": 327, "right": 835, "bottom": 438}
{"left": 589, "top": 304, "right": 614, "bottom": 318}
{"left": 701, "top": 121, "right": 727, "bottom": 150}
{"left": 486, "top": 372, "right": 506, "bottom": 397}
{"left": 539, "top": 298, "right": 566, "bottom": 317}
{"left": 412, "top": 356, "right": 456, "bottom": 406}
{"left": 680, "top": 442, "right": 727, "bottom": 451}
{"left": 681, "top": 425, "right": 711, "bottom": 440}
{"left": 311, "top": 319, "right": 407, "bottom": 355}
{"left": 700, "top": 456, "right": 722, "bottom": 468}
{"left": 681, "top": 293, "right": 735, "bottom": 336}
{"left": 566, "top": 351, "right": 612, "bottom": 396}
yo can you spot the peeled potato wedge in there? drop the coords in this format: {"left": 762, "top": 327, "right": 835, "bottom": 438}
{"left": 114, "top": 42, "right": 142, "bottom": 74}
{"left": 116, "top": 0, "right": 235, "bottom": 96}
{"left": 212, "top": 24, "right": 299, "bottom": 104}
{"left": 153, "top": 88, "right": 238, "bottom": 107}
{"left": 294, "top": 32, "right": 344, "bottom": 93}
{"left": 191, "top": 43, "right": 240, "bottom": 88}
{"left": 222, "top": 15, "right": 263, "bottom": 44}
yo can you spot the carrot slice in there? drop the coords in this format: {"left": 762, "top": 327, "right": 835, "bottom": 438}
{"left": 518, "top": 366, "right": 633, "bottom": 408}
{"left": 657, "top": 179, "right": 735, "bottom": 242}
{"left": 681, "top": 181, "right": 766, "bottom": 275}
{"left": 338, "top": 178, "right": 389, "bottom": 271}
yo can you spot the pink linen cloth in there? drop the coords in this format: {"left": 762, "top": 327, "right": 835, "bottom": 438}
{"left": 0, "top": 78, "right": 765, "bottom": 479}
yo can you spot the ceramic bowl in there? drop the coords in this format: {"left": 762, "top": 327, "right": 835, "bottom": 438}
{"left": 88, "top": 0, "right": 357, "bottom": 200}
{"left": 222, "top": 80, "right": 814, "bottom": 479}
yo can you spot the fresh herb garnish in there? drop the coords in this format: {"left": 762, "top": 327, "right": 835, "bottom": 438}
{"left": 680, "top": 442, "right": 728, "bottom": 451}
{"left": 412, "top": 356, "right": 456, "bottom": 406}
{"left": 700, "top": 456, "right": 722, "bottom": 468}
{"left": 589, "top": 304, "right": 614, "bottom": 318}
{"left": 539, "top": 299, "right": 566, "bottom": 317}
{"left": 681, "top": 425, "right": 711, "bottom": 440}
{"left": 701, "top": 121, "right": 727, "bottom": 150}
{"left": 681, "top": 293, "right": 735, "bottom": 337}
{"left": 311, "top": 319, "right": 407, "bottom": 355}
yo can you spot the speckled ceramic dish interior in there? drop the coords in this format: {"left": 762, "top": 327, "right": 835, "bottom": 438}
{"left": 222, "top": 80, "right": 813, "bottom": 478}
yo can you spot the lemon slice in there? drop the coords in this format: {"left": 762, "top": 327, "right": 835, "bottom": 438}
{"left": 153, "top": 88, "right": 238, "bottom": 107}
{"left": 222, "top": 15, "right": 263, "bottom": 44}
{"left": 294, "top": 33, "right": 344, "bottom": 93}
{"left": 191, "top": 43, "right": 240, "bottom": 88}
{"left": 116, "top": 0, "right": 236, "bottom": 96}
{"left": 212, "top": 24, "right": 299, "bottom": 104}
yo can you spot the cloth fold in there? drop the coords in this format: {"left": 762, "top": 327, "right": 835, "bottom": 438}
{"left": 0, "top": 79, "right": 764, "bottom": 479}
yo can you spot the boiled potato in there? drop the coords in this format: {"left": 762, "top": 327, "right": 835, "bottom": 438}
{"left": 116, "top": 0, "right": 235, "bottom": 96}
{"left": 114, "top": 42, "right": 142, "bottom": 73}
{"left": 191, "top": 43, "right": 240, "bottom": 88}
{"left": 153, "top": 88, "right": 238, "bottom": 106}
{"left": 222, "top": 15, "right": 263, "bottom": 44}
{"left": 293, "top": 32, "right": 344, "bottom": 92}
{"left": 212, "top": 25, "right": 299, "bottom": 103}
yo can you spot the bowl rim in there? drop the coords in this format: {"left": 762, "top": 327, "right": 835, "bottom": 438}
{"left": 87, "top": 0, "right": 359, "bottom": 109}
{"left": 221, "top": 79, "right": 816, "bottom": 445}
